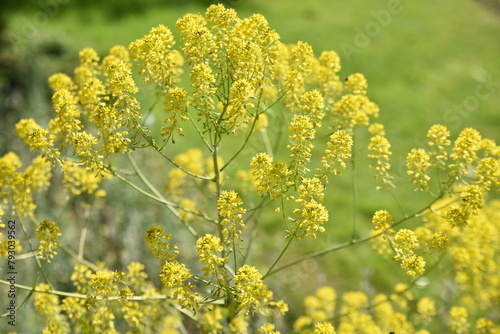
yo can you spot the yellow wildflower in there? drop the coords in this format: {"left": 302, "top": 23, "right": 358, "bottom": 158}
{"left": 36, "top": 219, "right": 62, "bottom": 262}
{"left": 234, "top": 264, "right": 274, "bottom": 313}
{"left": 368, "top": 134, "right": 394, "bottom": 189}
{"left": 449, "top": 306, "right": 469, "bottom": 334}
{"left": 406, "top": 148, "right": 432, "bottom": 191}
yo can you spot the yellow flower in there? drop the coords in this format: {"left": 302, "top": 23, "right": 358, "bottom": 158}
{"left": 160, "top": 260, "right": 200, "bottom": 311}
{"left": 368, "top": 123, "right": 385, "bottom": 136}
{"left": 225, "top": 79, "right": 255, "bottom": 130}
{"left": 320, "top": 129, "right": 353, "bottom": 177}
{"left": 449, "top": 306, "right": 469, "bottom": 334}
{"left": 368, "top": 134, "right": 394, "bottom": 189}
{"left": 449, "top": 128, "right": 482, "bottom": 177}
{"left": 296, "top": 177, "right": 325, "bottom": 203}
{"left": 284, "top": 41, "right": 314, "bottom": 108}
{"left": 427, "top": 124, "right": 450, "bottom": 169}
{"left": 217, "top": 190, "right": 247, "bottom": 244}
{"left": 371, "top": 210, "right": 394, "bottom": 232}
{"left": 196, "top": 234, "right": 227, "bottom": 280}
{"left": 190, "top": 62, "right": 217, "bottom": 115}
{"left": 393, "top": 229, "right": 425, "bottom": 276}
{"left": 36, "top": 219, "right": 62, "bottom": 262}
{"left": 447, "top": 184, "right": 484, "bottom": 227}
{"left": 416, "top": 297, "right": 436, "bottom": 323}
{"left": 61, "top": 163, "right": 106, "bottom": 197}
{"left": 333, "top": 94, "right": 379, "bottom": 129}
{"left": 48, "top": 72, "right": 76, "bottom": 91}
{"left": 234, "top": 264, "right": 273, "bottom": 313}
{"left": 0, "top": 153, "right": 51, "bottom": 217}
{"left": 474, "top": 318, "right": 497, "bottom": 334}
{"left": 16, "top": 118, "right": 53, "bottom": 153}
{"left": 144, "top": 226, "right": 178, "bottom": 260}
{"left": 258, "top": 323, "right": 280, "bottom": 334}
{"left": 129, "top": 24, "right": 182, "bottom": 87}
{"left": 162, "top": 87, "right": 190, "bottom": 140}
{"left": 288, "top": 115, "right": 315, "bottom": 174}
{"left": 475, "top": 157, "right": 500, "bottom": 191}
{"left": 89, "top": 269, "right": 126, "bottom": 298}
{"left": 344, "top": 73, "right": 367, "bottom": 95}
{"left": 34, "top": 283, "right": 69, "bottom": 333}
{"left": 250, "top": 153, "right": 291, "bottom": 199}
{"left": 314, "top": 322, "right": 336, "bottom": 334}
{"left": 293, "top": 200, "right": 328, "bottom": 240}
{"left": 299, "top": 90, "right": 325, "bottom": 128}
{"left": 406, "top": 148, "right": 432, "bottom": 191}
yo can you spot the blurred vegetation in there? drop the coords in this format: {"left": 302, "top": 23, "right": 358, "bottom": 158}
{"left": 0, "top": 0, "right": 499, "bottom": 332}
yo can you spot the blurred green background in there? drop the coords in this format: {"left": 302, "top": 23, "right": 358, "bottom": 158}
{"left": 1, "top": 0, "right": 499, "bottom": 332}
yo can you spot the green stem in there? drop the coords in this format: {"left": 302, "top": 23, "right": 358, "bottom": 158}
{"left": 351, "top": 133, "right": 359, "bottom": 241}
{"left": 78, "top": 205, "right": 91, "bottom": 260}
{"left": 263, "top": 232, "right": 295, "bottom": 279}
{"left": 59, "top": 244, "right": 101, "bottom": 271}
{"left": 266, "top": 186, "right": 454, "bottom": 277}
{"left": 110, "top": 158, "right": 200, "bottom": 238}
{"left": 18, "top": 217, "right": 52, "bottom": 290}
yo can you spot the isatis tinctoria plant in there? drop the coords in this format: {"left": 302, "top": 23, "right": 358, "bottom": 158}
{"left": 1, "top": 4, "right": 499, "bottom": 333}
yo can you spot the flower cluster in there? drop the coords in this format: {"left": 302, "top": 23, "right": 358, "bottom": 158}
{"left": 426, "top": 124, "right": 451, "bottom": 169}
{"left": 406, "top": 148, "right": 432, "bottom": 191}
{"left": 332, "top": 73, "right": 379, "bottom": 130}
{"left": 36, "top": 219, "right": 62, "bottom": 262}
{"left": 293, "top": 286, "right": 336, "bottom": 330}
{"left": 2, "top": 3, "right": 499, "bottom": 333}
{"left": 293, "top": 178, "right": 329, "bottom": 239}
{"left": 250, "top": 152, "right": 292, "bottom": 199}
{"left": 319, "top": 129, "right": 353, "bottom": 178}
{"left": 392, "top": 229, "right": 426, "bottom": 277}
{"left": 0, "top": 153, "right": 51, "bottom": 217}
{"left": 233, "top": 264, "right": 286, "bottom": 315}
{"left": 368, "top": 133, "right": 394, "bottom": 189}
{"left": 160, "top": 260, "right": 200, "bottom": 311}
{"left": 217, "top": 190, "right": 247, "bottom": 244}
{"left": 144, "top": 225, "right": 178, "bottom": 260}
{"left": 196, "top": 234, "right": 227, "bottom": 284}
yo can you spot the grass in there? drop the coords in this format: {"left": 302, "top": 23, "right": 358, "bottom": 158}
{"left": 2, "top": 0, "right": 499, "bottom": 331}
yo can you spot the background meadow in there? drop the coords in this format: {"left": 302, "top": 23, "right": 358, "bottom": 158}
{"left": 1, "top": 0, "right": 499, "bottom": 332}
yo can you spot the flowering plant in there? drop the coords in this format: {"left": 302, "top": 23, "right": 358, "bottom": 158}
{"left": 1, "top": 4, "right": 499, "bottom": 333}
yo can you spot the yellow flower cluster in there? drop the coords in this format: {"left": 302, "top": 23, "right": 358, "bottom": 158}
{"left": 320, "top": 130, "right": 353, "bottom": 178}
{"left": 447, "top": 184, "right": 484, "bottom": 227}
{"left": 406, "top": 148, "right": 432, "bottom": 191}
{"left": 370, "top": 209, "right": 395, "bottom": 255}
{"left": 294, "top": 284, "right": 451, "bottom": 333}
{"left": 250, "top": 152, "right": 292, "bottom": 199}
{"left": 144, "top": 225, "right": 179, "bottom": 260}
{"left": 0, "top": 152, "right": 51, "bottom": 217}
{"left": 333, "top": 73, "right": 379, "bottom": 130}
{"left": 426, "top": 124, "right": 451, "bottom": 169}
{"left": 293, "top": 178, "right": 329, "bottom": 239}
{"left": 368, "top": 133, "right": 394, "bottom": 189}
{"left": 60, "top": 163, "right": 108, "bottom": 198}
{"left": 294, "top": 286, "right": 336, "bottom": 330}
{"left": 160, "top": 260, "right": 200, "bottom": 311}
{"left": 449, "top": 128, "right": 482, "bottom": 178}
{"left": 217, "top": 190, "right": 247, "bottom": 244}
{"left": 3, "top": 3, "right": 499, "bottom": 333}
{"left": 34, "top": 283, "right": 70, "bottom": 333}
{"left": 196, "top": 234, "right": 227, "bottom": 283}
{"left": 36, "top": 219, "right": 62, "bottom": 262}
{"left": 233, "top": 264, "right": 286, "bottom": 315}
{"left": 288, "top": 115, "right": 316, "bottom": 176}
{"left": 393, "top": 229, "right": 426, "bottom": 277}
